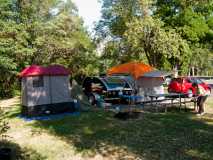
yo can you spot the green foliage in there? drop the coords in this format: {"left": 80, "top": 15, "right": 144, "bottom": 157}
{"left": 124, "top": 17, "right": 191, "bottom": 71}
{"left": 0, "top": 110, "right": 10, "bottom": 140}
{"left": 0, "top": 121, "right": 9, "bottom": 139}
{"left": 177, "top": 8, "right": 209, "bottom": 42}
{"left": 154, "top": 0, "right": 213, "bottom": 74}
{"left": 0, "top": 0, "right": 98, "bottom": 98}
{"left": 97, "top": 0, "right": 213, "bottom": 75}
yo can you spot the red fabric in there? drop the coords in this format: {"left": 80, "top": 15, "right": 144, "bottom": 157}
{"left": 20, "top": 65, "right": 70, "bottom": 77}
{"left": 46, "top": 65, "right": 70, "bottom": 76}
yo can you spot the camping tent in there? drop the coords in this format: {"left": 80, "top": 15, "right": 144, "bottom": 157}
{"left": 20, "top": 65, "right": 75, "bottom": 116}
{"left": 107, "top": 62, "right": 171, "bottom": 100}
{"left": 136, "top": 70, "right": 172, "bottom": 100}
{"left": 107, "top": 62, "right": 154, "bottom": 79}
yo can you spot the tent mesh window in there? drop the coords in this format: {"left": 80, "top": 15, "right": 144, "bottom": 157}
{"left": 33, "top": 76, "right": 44, "bottom": 88}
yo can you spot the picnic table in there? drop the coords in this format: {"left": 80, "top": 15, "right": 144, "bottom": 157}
{"left": 146, "top": 93, "right": 197, "bottom": 112}
{"left": 120, "top": 94, "right": 144, "bottom": 105}
{"left": 107, "top": 93, "right": 197, "bottom": 113}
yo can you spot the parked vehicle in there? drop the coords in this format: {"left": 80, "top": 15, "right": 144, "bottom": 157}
{"left": 168, "top": 77, "right": 211, "bottom": 97}
{"left": 82, "top": 76, "right": 134, "bottom": 105}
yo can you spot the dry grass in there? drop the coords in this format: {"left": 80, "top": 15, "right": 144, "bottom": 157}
{"left": 0, "top": 96, "right": 20, "bottom": 111}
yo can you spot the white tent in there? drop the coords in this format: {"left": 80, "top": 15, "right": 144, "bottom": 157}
{"left": 107, "top": 62, "right": 172, "bottom": 101}
{"left": 20, "top": 65, "right": 75, "bottom": 116}
{"left": 136, "top": 71, "right": 172, "bottom": 100}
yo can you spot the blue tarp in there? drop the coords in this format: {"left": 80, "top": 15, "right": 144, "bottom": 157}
{"left": 19, "top": 112, "right": 80, "bottom": 121}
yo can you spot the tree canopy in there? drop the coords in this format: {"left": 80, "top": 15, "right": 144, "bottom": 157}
{"left": 0, "top": 0, "right": 212, "bottom": 98}
{"left": 96, "top": 0, "right": 213, "bottom": 74}
{"left": 0, "top": 0, "right": 97, "bottom": 98}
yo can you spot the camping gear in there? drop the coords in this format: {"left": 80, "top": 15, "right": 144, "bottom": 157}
{"left": 70, "top": 80, "right": 92, "bottom": 111}
{"left": 137, "top": 70, "right": 172, "bottom": 100}
{"left": 107, "top": 62, "right": 172, "bottom": 100}
{"left": 19, "top": 111, "right": 80, "bottom": 121}
{"left": 20, "top": 65, "right": 76, "bottom": 117}
{"left": 82, "top": 76, "right": 134, "bottom": 105}
{"left": 107, "top": 62, "right": 154, "bottom": 79}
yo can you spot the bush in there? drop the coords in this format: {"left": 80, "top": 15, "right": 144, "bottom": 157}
{"left": 0, "top": 77, "right": 20, "bottom": 99}
{"left": 0, "top": 110, "right": 10, "bottom": 140}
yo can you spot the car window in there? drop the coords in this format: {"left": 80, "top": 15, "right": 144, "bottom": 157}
{"left": 83, "top": 77, "right": 106, "bottom": 92}
{"left": 91, "top": 78, "right": 105, "bottom": 89}
{"left": 103, "top": 77, "right": 127, "bottom": 88}
{"left": 190, "top": 78, "right": 203, "bottom": 84}
{"left": 195, "top": 79, "right": 203, "bottom": 84}
{"left": 82, "top": 77, "right": 92, "bottom": 92}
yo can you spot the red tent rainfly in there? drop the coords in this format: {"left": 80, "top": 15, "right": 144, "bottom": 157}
{"left": 19, "top": 65, "right": 70, "bottom": 77}
{"left": 19, "top": 64, "right": 74, "bottom": 117}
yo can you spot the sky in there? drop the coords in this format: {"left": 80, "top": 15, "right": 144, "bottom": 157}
{"left": 72, "top": 0, "right": 102, "bottom": 32}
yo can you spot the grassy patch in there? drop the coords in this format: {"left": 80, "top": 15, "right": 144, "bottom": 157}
{"left": 2, "top": 97, "right": 213, "bottom": 160}
{"left": 30, "top": 111, "right": 213, "bottom": 160}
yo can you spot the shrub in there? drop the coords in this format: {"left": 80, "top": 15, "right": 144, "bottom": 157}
{"left": 0, "top": 110, "right": 10, "bottom": 140}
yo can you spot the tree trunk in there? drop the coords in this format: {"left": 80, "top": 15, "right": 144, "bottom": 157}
{"left": 192, "top": 66, "right": 195, "bottom": 76}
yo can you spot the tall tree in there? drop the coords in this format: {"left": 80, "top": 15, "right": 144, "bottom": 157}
{"left": 124, "top": 16, "right": 191, "bottom": 71}
{"left": 0, "top": 0, "right": 97, "bottom": 98}
{"left": 96, "top": 0, "right": 191, "bottom": 72}
{"left": 154, "top": 0, "right": 213, "bottom": 75}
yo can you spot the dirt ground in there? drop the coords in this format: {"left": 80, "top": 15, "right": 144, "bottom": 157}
{"left": 0, "top": 96, "right": 20, "bottom": 109}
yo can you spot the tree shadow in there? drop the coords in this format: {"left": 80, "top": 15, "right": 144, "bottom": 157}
{"left": 30, "top": 110, "right": 213, "bottom": 160}
{"left": 0, "top": 140, "right": 46, "bottom": 160}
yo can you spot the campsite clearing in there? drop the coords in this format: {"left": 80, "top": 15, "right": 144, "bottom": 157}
{"left": 1, "top": 97, "right": 213, "bottom": 160}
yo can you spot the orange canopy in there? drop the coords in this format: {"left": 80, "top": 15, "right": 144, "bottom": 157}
{"left": 107, "top": 62, "right": 154, "bottom": 79}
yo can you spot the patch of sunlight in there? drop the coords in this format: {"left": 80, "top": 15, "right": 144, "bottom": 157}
{"left": 197, "top": 129, "right": 210, "bottom": 134}
{"left": 202, "top": 118, "right": 213, "bottom": 125}
{"left": 96, "top": 142, "right": 141, "bottom": 160}
{"left": 186, "top": 149, "right": 209, "bottom": 159}
{"left": 187, "top": 111, "right": 213, "bottom": 124}
{"left": 0, "top": 96, "right": 20, "bottom": 108}
{"left": 83, "top": 126, "right": 94, "bottom": 135}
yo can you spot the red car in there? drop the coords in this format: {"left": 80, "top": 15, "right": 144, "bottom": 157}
{"left": 168, "top": 77, "right": 211, "bottom": 96}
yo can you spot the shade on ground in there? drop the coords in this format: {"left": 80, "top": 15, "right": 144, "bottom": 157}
{"left": 107, "top": 62, "right": 154, "bottom": 79}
